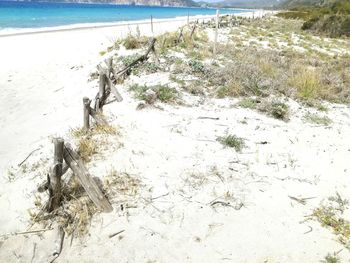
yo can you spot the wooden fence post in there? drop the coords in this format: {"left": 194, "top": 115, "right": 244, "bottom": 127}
{"left": 213, "top": 9, "right": 219, "bottom": 57}
{"left": 151, "top": 15, "right": 154, "bottom": 34}
{"left": 98, "top": 77, "right": 105, "bottom": 112}
{"left": 83, "top": 97, "right": 91, "bottom": 130}
{"left": 48, "top": 138, "right": 64, "bottom": 212}
{"left": 190, "top": 20, "right": 198, "bottom": 40}
{"left": 97, "top": 68, "right": 106, "bottom": 112}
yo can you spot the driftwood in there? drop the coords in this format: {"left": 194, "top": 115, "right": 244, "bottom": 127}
{"left": 63, "top": 144, "right": 113, "bottom": 212}
{"left": 18, "top": 148, "right": 40, "bottom": 167}
{"left": 108, "top": 230, "right": 125, "bottom": 239}
{"left": 48, "top": 138, "right": 64, "bottom": 212}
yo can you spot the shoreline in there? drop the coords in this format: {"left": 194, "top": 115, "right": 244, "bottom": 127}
{"left": 0, "top": 10, "right": 265, "bottom": 38}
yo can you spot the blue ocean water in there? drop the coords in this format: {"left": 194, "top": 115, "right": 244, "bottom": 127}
{"left": 0, "top": 1, "right": 250, "bottom": 29}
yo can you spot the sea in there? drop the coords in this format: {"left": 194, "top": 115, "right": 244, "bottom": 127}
{"left": 0, "top": 1, "right": 251, "bottom": 33}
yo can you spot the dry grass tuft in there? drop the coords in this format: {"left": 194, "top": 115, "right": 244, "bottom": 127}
{"left": 103, "top": 169, "right": 142, "bottom": 200}
{"left": 77, "top": 138, "right": 98, "bottom": 163}
{"left": 290, "top": 67, "right": 324, "bottom": 100}
{"left": 122, "top": 34, "right": 149, "bottom": 50}
{"left": 30, "top": 176, "right": 97, "bottom": 237}
{"left": 70, "top": 124, "right": 118, "bottom": 162}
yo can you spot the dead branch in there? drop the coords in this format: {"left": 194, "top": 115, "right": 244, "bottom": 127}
{"left": 18, "top": 148, "right": 40, "bottom": 167}
{"left": 108, "top": 230, "right": 125, "bottom": 239}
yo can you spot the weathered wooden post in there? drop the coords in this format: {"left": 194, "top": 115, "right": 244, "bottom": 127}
{"left": 213, "top": 9, "right": 219, "bottom": 57}
{"left": 151, "top": 15, "right": 154, "bottom": 34}
{"left": 63, "top": 144, "right": 113, "bottom": 212}
{"left": 83, "top": 97, "right": 91, "bottom": 130}
{"left": 48, "top": 138, "right": 64, "bottom": 212}
{"left": 187, "top": 12, "right": 189, "bottom": 26}
{"left": 98, "top": 77, "right": 105, "bottom": 112}
{"left": 106, "top": 57, "right": 113, "bottom": 78}
{"left": 96, "top": 67, "right": 106, "bottom": 112}
{"left": 190, "top": 20, "right": 198, "bottom": 40}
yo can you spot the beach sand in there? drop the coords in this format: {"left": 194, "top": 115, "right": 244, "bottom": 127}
{"left": 1, "top": 10, "right": 349, "bottom": 262}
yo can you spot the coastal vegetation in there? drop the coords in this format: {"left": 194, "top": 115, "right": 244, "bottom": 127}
{"left": 7, "top": 7, "right": 349, "bottom": 263}
{"left": 278, "top": 0, "right": 350, "bottom": 37}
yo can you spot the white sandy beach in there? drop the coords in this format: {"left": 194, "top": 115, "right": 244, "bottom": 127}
{"left": 1, "top": 10, "right": 350, "bottom": 263}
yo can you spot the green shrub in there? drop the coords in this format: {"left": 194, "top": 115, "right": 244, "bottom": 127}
{"left": 217, "top": 135, "right": 245, "bottom": 152}
{"left": 188, "top": 59, "right": 206, "bottom": 74}
{"left": 129, "top": 84, "right": 178, "bottom": 104}
{"left": 304, "top": 112, "right": 332, "bottom": 125}
{"left": 238, "top": 98, "right": 259, "bottom": 109}
{"left": 270, "top": 101, "right": 290, "bottom": 120}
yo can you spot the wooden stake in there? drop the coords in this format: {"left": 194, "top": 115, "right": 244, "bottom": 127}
{"left": 83, "top": 97, "right": 91, "bottom": 130}
{"left": 63, "top": 144, "right": 113, "bottom": 212}
{"left": 97, "top": 68, "right": 106, "bottom": 112}
{"left": 151, "top": 15, "right": 154, "bottom": 34}
{"left": 213, "top": 9, "right": 219, "bottom": 57}
{"left": 177, "top": 27, "right": 184, "bottom": 44}
{"left": 106, "top": 57, "right": 114, "bottom": 78}
{"left": 48, "top": 138, "right": 64, "bottom": 212}
{"left": 187, "top": 12, "right": 189, "bottom": 26}
{"left": 190, "top": 20, "right": 198, "bottom": 40}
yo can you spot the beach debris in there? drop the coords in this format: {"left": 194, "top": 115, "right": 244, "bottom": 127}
{"left": 289, "top": 195, "right": 316, "bottom": 205}
{"left": 209, "top": 200, "right": 244, "bottom": 210}
{"left": 48, "top": 226, "right": 65, "bottom": 263}
{"left": 108, "top": 230, "right": 125, "bottom": 239}
{"left": 197, "top": 116, "right": 219, "bottom": 120}
{"left": 30, "top": 243, "right": 37, "bottom": 263}
{"left": 17, "top": 148, "right": 40, "bottom": 167}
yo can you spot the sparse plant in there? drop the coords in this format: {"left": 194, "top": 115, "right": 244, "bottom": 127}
{"left": 311, "top": 193, "right": 350, "bottom": 246}
{"left": 270, "top": 101, "right": 290, "bottom": 120}
{"left": 188, "top": 59, "right": 206, "bottom": 74}
{"left": 304, "top": 112, "right": 332, "bottom": 126}
{"left": 129, "top": 84, "right": 178, "bottom": 104}
{"left": 238, "top": 98, "right": 260, "bottom": 109}
{"left": 259, "top": 100, "right": 290, "bottom": 121}
{"left": 320, "top": 253, "right": 341, "bottom": 263}
{"left": 217, "top": 134, "right": 245, "bottom": 152}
